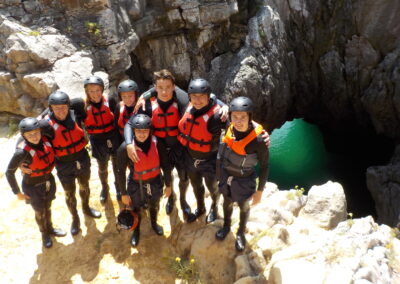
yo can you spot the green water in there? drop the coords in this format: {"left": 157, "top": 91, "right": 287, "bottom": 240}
{"left": 268, "top": 119, "right": 330, "bottom": 190}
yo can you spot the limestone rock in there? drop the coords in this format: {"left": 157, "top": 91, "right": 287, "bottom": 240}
{"left": 299, "top": 181, "right": 347, "bottom": 229}
{"left": 235, "top": 254, "right": 253, "bottom": 280}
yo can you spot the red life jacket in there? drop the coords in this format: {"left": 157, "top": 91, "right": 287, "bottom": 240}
{"left": 133, "top": 136, "right": 160, "bottom": 181}
{"left": 223, "top": 121, "right": 264, "bottom": 155}
{"left": 84, "top": 97, "right": 115, "bottom": 134}
{"left": 151, "top": 98, "right": 180, "bottom": 138}
{"left": 45, "top": 115, "right": 87, "bottom": 157}
{"left": 178, "top": 104, "right": 220, "bottom": 153}
{"left": 17, "top": 137, "right": 55, "bottom": 177}
{"left": 118, "top": 103, "right": 134, "bottom": 135}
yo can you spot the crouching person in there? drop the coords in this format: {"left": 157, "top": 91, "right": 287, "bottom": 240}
{"left": 6, "top": 118, "right": 66, "bottom": 248}
{"left": 215, "top": 97, "right": 269, "bottom": 252}
{"left": 119, "top": 114, "right": 164, "bottom": 247}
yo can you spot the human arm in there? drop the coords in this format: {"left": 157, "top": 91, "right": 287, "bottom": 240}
{"left": 6, "top": 149, "right": 30, "bottom": 197}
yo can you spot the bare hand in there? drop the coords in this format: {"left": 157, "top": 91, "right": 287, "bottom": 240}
{"left": 20, "top": 163, "right": 32, "bottom": 175}
{"left": 251, "top": 191, "right": 262, "bottom": 206}
{"left": 261, "top": 130, "right": 270, "bottom": 147}
{"left": 133, "top": 95, "right": 146, "bottom": 114}
{"left": 164, "top": 186, "right": 172, "bottom": 198}
{"left": 121, "top": 195, "right": 132, "bottom": 206}
{"left": 17, "top": 193, "right": 30, "bottom": 201}
{"left": 219, "top": 105, "right": 229, "bottom": 122}
{"left": 127, "top": 143, "right": 141, "bottom": 163}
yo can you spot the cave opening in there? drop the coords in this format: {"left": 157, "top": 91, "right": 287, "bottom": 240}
{"left": 268, "top": 117, "right": 395, "bottom": 219}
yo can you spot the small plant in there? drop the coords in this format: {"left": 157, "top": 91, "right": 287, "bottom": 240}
{"left": 249, "top": 228, "right": 274, "bottom": 247}
{"left": 287, "top": 185, "right": 305, "bottom": 200}
{"left": 347, "top": 212, "right": 354, "bottom": 227}
{"left": 7, "top": 120, "right": 19, "bottom": 138}
{"left": 29, "top": 30, "right": 41, "bottom": 37}
{"left": 66, "top": 25, "right": 72, "bottom": 33}
{"left": 163, "top": 255, "right": 201, "bottom": 283}
{"left": 85, "top": 21, "right": 102, "bottom": 37}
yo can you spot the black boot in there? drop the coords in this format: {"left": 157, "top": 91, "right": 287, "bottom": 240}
{"left": 98, "top": 160, "right": 109, "bottom": 204}
{"left": 45, "top": 201, "right": 66, "bottom": 237}
{"left": 165, "top": 194, "right": 175, "bottom": 215}
{"left": 191, "top": 185, "right": 206, "bottom": 223}
{"left": 150, "top": 205, "right": 163, "bottom": 236}
{"left": 206, "top": 206, "right": 218, "bottom": 224}
{"left": 35, "top": 209, "right": 52, "bottom": 248}
{"left": 130, "top": 227, "right": 140, "bottom": 247}
{"left": 216, "top": 226, "right": 230, "bottom": 240}
{"left": 80, "top": 186, "right": 101, "bottom": 218}
{"left": 235, "top": 231, "right": 246, "bottom": 252}
{"left": 71, "top": 216, "right": 81, "bottom": 236}
{"left": 181, "top": 201, "right": 196, "bottom": 223}
{"left": 115, "top": 182, "right": 122, "bottom": 201}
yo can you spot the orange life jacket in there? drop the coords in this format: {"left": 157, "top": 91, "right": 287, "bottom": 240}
{"left": 84, "top": 97, "right": 115, "bottom": 134}
{"left": 17, "top": 137, "right": 55, "bottom": 177}
{"left": 133, "top": 136, "right": 160, "bottom": 181}
{"left": 223, "top": 121, "right": 264, "bottom": 155}
{"left": 151, "top": 98, "right": 180, "bottom": 138}
{"left": 118, "top": 103, "right": 134, "bottom": 135}
{"left": 178, "top": 104, "right": 220, "bottom": 153}
{"left": 45, "top": 115, "right": 87, "bottom": 157}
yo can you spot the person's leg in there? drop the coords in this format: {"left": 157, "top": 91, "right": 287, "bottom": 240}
{"left": 62, "top": 182, "right": 81, "bottom": 235}
{"left": 236, "top": 200, "right": 250, "bottom": 251}
{"left": 216, "top": 194, "right": 233, "bottom": 240}
{"left": 98, "top": 158, "right": 110, "bottom": 204}
{"left": 148, "top": 197, "right": 163, "bottom": 235}
{"left": 128, "top": 178, "right": 141, "bottom": 247}
{"left": 44, "top": 199, "right": 66, "bottom": 237}
{"left": 187, "top": 170, "right": 206, "bottom": 222}
{"left": 34, "top": 207, "right": 52, "bottom": 248}
{"left": 204, "top": 175, "right": 220, "bottom": 223}
{"left": 111, "top": 153, "right": 122, "bottom": 200}
{"left": 77, "top": 173, "right": 101, "bottom": 218}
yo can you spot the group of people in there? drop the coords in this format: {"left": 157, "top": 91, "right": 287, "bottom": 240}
{"left": 6, "top": 69, "right": 269, "bottom": 252}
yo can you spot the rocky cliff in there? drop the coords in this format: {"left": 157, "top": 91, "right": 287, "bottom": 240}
{"left": 1, "top": 0, "right": 400, "bottom": 223}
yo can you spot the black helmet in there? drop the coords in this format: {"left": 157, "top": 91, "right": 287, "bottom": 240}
{"left": 48, "top": 90, "right": 70, "bottom": 105}
{"left": 188, "top": 78, "right": 211, "bottom": 95}
{"left": 83, "top": 75, "right": 104, "bottom": 88}
{"left": 118, "top": 79, "right": 139, "bottom": 94}
{"left": 116, "top": 208, "right": 139, "bottom": 231}
{"left": 131, "top": 114, "right": 152, "bottom": 129}
{"left": 19, "top": 117, "right": 40, "bottom": 133}
{"left": 230, "top": 96, "right": 254, "bottom": 113}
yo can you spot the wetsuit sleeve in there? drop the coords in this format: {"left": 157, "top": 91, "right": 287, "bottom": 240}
{"left": 70, "top": 98, "right": 86, "bottom": 124}
{"left": 116, "top": 142, "right": 129, "bottom": 195}
{"left": 39, "top": 119, "right": 55, "bottom": 140}
{"left": 6, "top": 149, "right": 30, "bottom": 194}
{"left": 142, "top": 87, "right": 156, "bottom": 100}
{"left": 156, "top": 140, "right": 172, "bottom": 187}
{"left": 174, "top": 87, "right": 190, "bottom": 116}
{"left": 108, "top": 95, "right": 118, "bottom": 113}
{"left": 254, "top": 135, "right": 269, "bottom": 191}
{"left": 124, "top": 117, "right": 135, "bottom": 145}
{"left": 210, "top": 93, "right": 227, "bottom": 108}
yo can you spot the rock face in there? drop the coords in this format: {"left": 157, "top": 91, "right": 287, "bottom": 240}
{"left": 1, "top": 1, "right": 400, "bottom": 222}
{"left": 168, "top": 181, "right": 400, "bottom": 284}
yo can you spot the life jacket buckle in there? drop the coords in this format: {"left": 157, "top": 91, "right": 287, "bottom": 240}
{"left": 194, "top": 159, "right": 205, "bottom": 168}
{"left": 106, "top": 139, "right": 112, "bottom": 148}
{"left": 146, "top": 183, "right": 152, "bottom": 196}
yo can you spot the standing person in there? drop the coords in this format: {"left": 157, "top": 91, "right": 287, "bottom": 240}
{"left": 126, "top": 70, "right": 194, "bottom": 221}
{"left": 43, "top": 90, "right": 101, "bottom": 236}
{"left": 215, "top": 97, "right": 269, "bottom": 252}
{"left": 178, "top": 78, "right": 226, "bottom": 224}
{"left": 81, "top": 75, "right": 121, "bottom": 203}
{"left": 6, "top": 118, "right": 66, "bottom": 248}
{"left": 119, "top": 114, "right": 165, "bottom": 247}
{"left": 115, "top": 79, "right": 140, "bottom": 137}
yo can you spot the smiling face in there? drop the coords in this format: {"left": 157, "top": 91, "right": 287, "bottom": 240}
{"left": 189, "top": 93, "right": 209, "bottom": 110}
{"left": 134, "top": 128, "right": 150, "bottom": 143}
{"left": 155, "top": 79, "right": 174, "bottom": 102}
{"left": 231, "top": 111, "right": 250, "bottom": 132}
{"left": 120, "top": 91, "right": 137, "bottom": 107}
{"left": 23, "top": 128, "right": 41, "bottom": 145}
{"left": 51, "top": 104, "right": 69, "bottom": 121}
{"left": 86, "top": 84, "right": 103, "bottom": 103}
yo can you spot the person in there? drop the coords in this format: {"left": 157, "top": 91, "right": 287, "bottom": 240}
{"left": 215, "top": 96, "right": 269, "bottom": 251}
{"left": 177, "top": 78, "right": 226, "bottom": 224}
{"left": 79, "top": 75, "right": 121, "bottom": 203}
{"left": 6, "top": 117, "right": 66, "bottom": 248}
{"left": 43, "top": 90, "right": 101, "bottom": 235}
{"left": 115, "top": 79, "right": 141, "bottom": 136}
{"left": 118, "top": 114, "right": 165, "bottom": 247}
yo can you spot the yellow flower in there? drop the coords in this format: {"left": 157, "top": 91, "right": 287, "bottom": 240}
{"left": 175, "top": 257, "right": 181, "bottom": 262}
{"left": 190, "top": 258, "right": 195, "bottom": 264}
